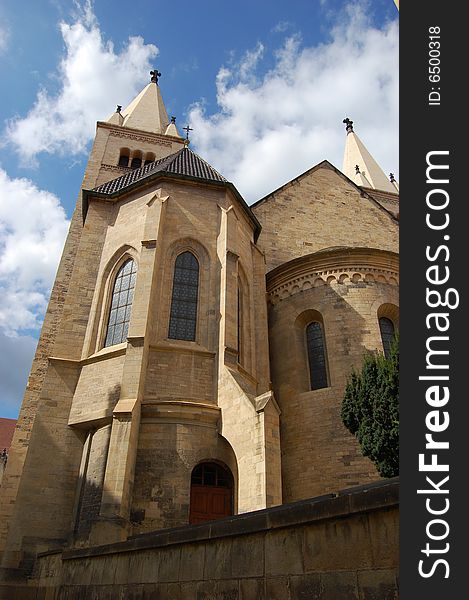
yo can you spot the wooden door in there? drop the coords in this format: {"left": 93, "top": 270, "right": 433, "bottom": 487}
{"left": 189, "top": 463, "right": 233, "bottom": 524}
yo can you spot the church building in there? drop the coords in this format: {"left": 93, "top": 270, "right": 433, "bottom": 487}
{"left": 0, "top": 71, "right": 399, "bottom": 588}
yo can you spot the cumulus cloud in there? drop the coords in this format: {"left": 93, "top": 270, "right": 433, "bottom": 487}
{"left": 0, "top": 168, "right": 69, "bottom": 335}
{"left": 0, "top": 26, "right": 9, "bottom": 54}
{"left": 189, "top": 3, "right": 399, "bottom": 203}
{"left": 5, "top": 1, "right": 158, "bottom": 163}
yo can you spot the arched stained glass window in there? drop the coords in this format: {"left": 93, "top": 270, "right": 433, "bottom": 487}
{"left": 168, "top": 251, "right": 199, "bottom": 341}
{"left": 379, "top": 317, "right": 395, "bottom": 359}
{"left": 104, "top": 259, "right": 137, "bottom": 347}
{"left": 306, "top": 321, "right": 328, "bottom": 390}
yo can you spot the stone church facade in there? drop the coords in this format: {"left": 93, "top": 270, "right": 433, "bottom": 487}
{"left": 0, "top": 75, "right": 399, "bottom": 582}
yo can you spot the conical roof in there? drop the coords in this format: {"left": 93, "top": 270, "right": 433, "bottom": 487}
{"left": 342, "top": 120, "right": 396, "bottom": 193}
{"left": 107, "top": 82, "right": 171, "bottom": 135}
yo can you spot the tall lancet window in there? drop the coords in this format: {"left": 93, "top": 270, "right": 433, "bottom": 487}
{"left": 168, "top": 251, "right": 199, "bottom": 341}
{"left": 306, "top": 321, "right": 328, "bottom": 390}
{"left": 104, "top": 259, "right": 137, "bottom": 347}
{"left": 379, "top": 317, "right": 395, "bottom": 359}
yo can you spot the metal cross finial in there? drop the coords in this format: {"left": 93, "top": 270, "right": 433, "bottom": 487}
{"left": 389, "top": 173, "right": 396, "bottom": 182}
{"left": 343, "top": 117, "right": 354, "bottom": 133}
{"left": 355, "top": 165, "right": 361, "bottom": 174}
{"left": 150, "top": 69, "right": 162, "bottom": 84}
{"left": 116, "top": 105, "right": 122, "bottom": 113}
{"left": 171, "top": 116, "right": 176, "bottom": 124}
{"left": 183, "top": 125, "right": 193, "bottom": 140}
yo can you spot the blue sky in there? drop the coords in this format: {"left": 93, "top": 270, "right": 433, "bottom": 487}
{"left": 0, "top": 0, "right": 398, "bottom": 419}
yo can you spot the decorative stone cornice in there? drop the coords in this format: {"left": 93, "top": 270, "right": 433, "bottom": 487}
{"left": 100, "top": 164, "right": 131, "bottom": 175}
{"left": 267, "top": 247, "right": 399, "bottom": 305}
{"left": 98, "top": 120, "right": 182, "bottom": 146}
{"left": 110, "top": 130, "right": 173, "bottom": 147}
{"left": 141, "top": 399, "right": 221, "bottom": 427}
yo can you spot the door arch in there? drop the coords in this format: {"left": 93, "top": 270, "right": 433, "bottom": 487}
{"left": 189, "top": 462, "right": 233, "bottom": 524}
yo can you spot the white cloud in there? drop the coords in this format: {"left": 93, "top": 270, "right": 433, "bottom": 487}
{"left": 0, "top": 168, "right": 69, "bottom": 336}
{"left": 4, "top": 1, "right": 158, "bottom": 163}
{"left": 272, "top": 21, "right": 292, "bottom": 34}
{"left": 189, "top": 3, "right": 399, "bottom": 203}
{"left": 0, "top": 26, "right": 9, "bottom": 54}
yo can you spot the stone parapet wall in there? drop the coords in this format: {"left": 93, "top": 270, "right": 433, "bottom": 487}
{"left": 6, "top": 479, "right": 400, "bottom": 599}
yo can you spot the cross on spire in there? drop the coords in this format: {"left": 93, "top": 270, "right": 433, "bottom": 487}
{"left": 183, "top": 125, "right": 193, "bottom": 140}
{"left": 150, "top": 69, "right": 162, "bottom": 84}
{"left": 343, "top": 117, "right": 354, "bottom": 133}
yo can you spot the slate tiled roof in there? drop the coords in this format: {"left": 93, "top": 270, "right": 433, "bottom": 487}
{"left": 92, "top": 147, "right": 227, "bottom": 196}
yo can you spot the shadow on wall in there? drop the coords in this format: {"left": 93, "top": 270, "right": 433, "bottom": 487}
{"left": 130, "top": 420, "right": 238, "bottom": 535}
{"left": 267, "top": 278, "right": 398, "bottom": 501}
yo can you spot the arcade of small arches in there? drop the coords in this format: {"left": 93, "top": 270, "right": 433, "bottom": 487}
{"left": 117, "top": 147, "right": 156, "bottom": 169}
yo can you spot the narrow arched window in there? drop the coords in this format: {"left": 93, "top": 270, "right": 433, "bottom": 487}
{"left": 144, "top": 152, "right": 156, "bottom": 166}
{"left": 118, "top": 150, "right": 129, "bottom": 167}
{"left": 306, "top": 321, "right": 328, "bottom": 390}
{"left": 130, "top": 156, "right": 142, "bottom": 169}
{"left": 379, "top": 317, "right": 395, "bottom": 359}
{"left": 237, "top": 281, "right": 243, "bottom": 365}
{"left": 168, "top": 251, "right": 199, "bottom": 341}
{"left": 104, "top": 259, "right": 137, "bottom": 347}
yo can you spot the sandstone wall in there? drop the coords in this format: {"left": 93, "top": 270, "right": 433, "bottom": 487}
{"left": 22, "top": 479, "right": 399, "bottom": 600}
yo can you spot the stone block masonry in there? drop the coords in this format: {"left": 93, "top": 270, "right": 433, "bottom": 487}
{"left": 11, "top": 479, "right": 399, "bottom": 599}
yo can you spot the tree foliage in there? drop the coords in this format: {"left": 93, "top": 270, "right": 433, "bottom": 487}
{"left": 341, "top": 333, "right": 399, "bottom": 477}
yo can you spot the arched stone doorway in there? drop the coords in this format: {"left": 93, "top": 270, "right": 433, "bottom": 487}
{"left": 189, "top": 462, "right": 234, "bottom": 524}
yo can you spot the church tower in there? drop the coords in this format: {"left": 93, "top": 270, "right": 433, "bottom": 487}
{"left": 0, "top": 72, "right": 282, "bottom": 576}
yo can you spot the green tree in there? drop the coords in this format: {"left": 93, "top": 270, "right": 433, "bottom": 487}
{"left": 341, "top": 333, "right": 399, "bottom": 477}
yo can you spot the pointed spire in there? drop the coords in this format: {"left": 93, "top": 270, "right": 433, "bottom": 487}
{"left": 341, "top": 118, "right": 396, "bottom": 193}
{"left": 107, "top": 104, "right": 124, "bottom": 126}
{"left": 354, "top": 164, "right": 372, "bottom": 187}
{"left": 165, "top": 115, "right": 180, "bottom": 137}
{"left": 106, "top": 71, "right": 183, "bottom": 136}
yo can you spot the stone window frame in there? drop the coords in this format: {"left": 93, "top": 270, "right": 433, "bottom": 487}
{"left": 168, "top": 250, "right": 200, "bottom": 342}
{"left": 144, "top": 152, "right": 156, "bottom": 166}
{"left": 294, "top": 309, "right": 331, "bottom": 392}
{"left": 377, "top": 303, "right": 399, "bottom": 359}
{"left": 88, "top": 246, "right": 140, "bottom": 354}
{"left": 130, "top": 150, "right": 143, "bottom": 169}
{"left": 306, "top": 320, "right": 329, "bottom": 391}
{"left": 117, "top": 148, "right": 157, "bottom": 169}
{"left": 103, "top": 258, "right": 138, "bottom": 348}
{"left": 118, "top": 148, "right": 130, "bottom": 167}
{"left": 237, "top": 263, "right": 252, "bottom": 372}
{"left": 159, "top": 238, "right": 211, "bottom": 349}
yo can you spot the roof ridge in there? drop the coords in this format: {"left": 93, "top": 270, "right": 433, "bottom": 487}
{"left": 179, "top": 146, "right": 227, "bottom": 182}
{"left": 91, "top": 149, "right": 183, "bottom": 194}
{"left": 90, "top": 147, "right": 226, "bottom": 196}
